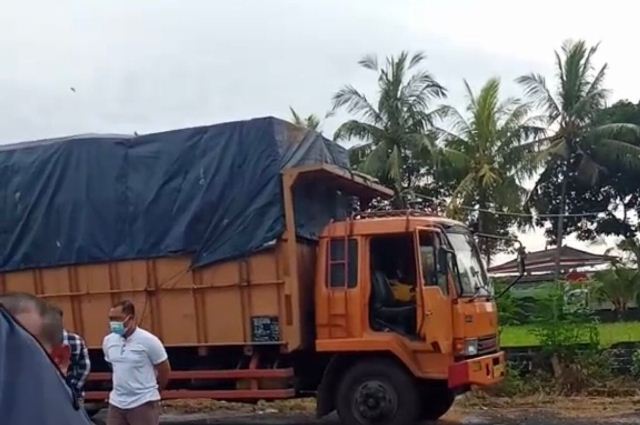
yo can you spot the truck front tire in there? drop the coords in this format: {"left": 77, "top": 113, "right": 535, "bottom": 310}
{"left": 419, "top": 382, "right": 455, "bottom": 420}
{"left": 336, "top": 359, "right": 419, "bottom": 425}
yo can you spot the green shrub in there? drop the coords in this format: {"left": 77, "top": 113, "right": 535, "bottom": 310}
{"left": 631, "top": 349, "right": 640, "bottom": 378}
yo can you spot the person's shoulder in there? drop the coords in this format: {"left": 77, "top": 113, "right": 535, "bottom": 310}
{"left": 134, "top": 328, "right": 164, "bottom": 345}
{"left": 103, "top": 333, "right": 118, "bottom": 345}
{"left": 65, "top": 330, "right": 84, "bottom": 342}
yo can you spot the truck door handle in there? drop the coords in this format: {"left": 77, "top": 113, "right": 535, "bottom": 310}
{"left": 425, "top": 310, "right": 433, "bottom": 317}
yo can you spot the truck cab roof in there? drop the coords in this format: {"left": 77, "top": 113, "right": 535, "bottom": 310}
{"left": 320, "top": 212, "right": 469, "bottom": 238}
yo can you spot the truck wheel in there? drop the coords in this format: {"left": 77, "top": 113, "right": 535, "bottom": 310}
{"left": 420, "top": 383, "right": 455, "bottom": 420}
{"left": 336, "top": 359, "right": 419, "bottom": 425}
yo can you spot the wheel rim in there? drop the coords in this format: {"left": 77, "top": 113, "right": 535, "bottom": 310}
{"left": 351, "top": 379, "right": 398, "bottom": 423}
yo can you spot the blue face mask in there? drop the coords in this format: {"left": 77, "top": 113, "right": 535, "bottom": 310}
{"left": 109, "top": 321, "right": 126, "bottom": 336}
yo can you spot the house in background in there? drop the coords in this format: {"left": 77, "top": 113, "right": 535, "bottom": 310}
{"left": 488, "top": 245, "right": 617, "bottom": 284}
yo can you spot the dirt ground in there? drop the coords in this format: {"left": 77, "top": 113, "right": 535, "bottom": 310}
{"left": 92, "top": 396, "right": 640, "bottom": 425}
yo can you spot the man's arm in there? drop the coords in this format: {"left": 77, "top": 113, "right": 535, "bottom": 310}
{"left": 155, "top": 359, "right": 171, "bottom": 390}
{"left": 76, "top": 336, "right": 91, "bottom": 392}
{"left": 146, "top": 334, "right": 171, "bottom": 391}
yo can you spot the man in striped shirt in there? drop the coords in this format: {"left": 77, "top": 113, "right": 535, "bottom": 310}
{"left": 55, "top": 308, "right": 91, "bottom": 400}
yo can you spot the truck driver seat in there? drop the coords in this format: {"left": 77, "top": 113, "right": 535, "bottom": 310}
{"left": 370, "top": 270, "right": 416, "bottom": 334}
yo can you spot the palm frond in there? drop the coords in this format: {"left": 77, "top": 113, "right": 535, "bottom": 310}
{"left": 331, "top": 85, "right": 382, "bottom": 123}
{"left": 516, "top": 73, "right": 561, "bottom": 123}
{"left": 543, "top": 137, "right": 570, "bottom": 159}
{"left": 463, "top": 80, "right": 477, "bottom": 112}
{"left": 442, "top": 147, "right": 472, "bottom": 170}
{"left": 401, "top": 70, "right": 447, "bottom": 109}
{"left": 408, "top": 133, "right": 440, "bottom": 165}
{"left": 589, "top": 123, "right": 640, "bottom": 141}
{"left": 492, "top": 176, "right": 526, "bottom": 211}
{"left": 473, "top": 78, "right": 501, "bottom": 151}
{"left": 572, "top": 63, "right": 609, "bottom": 121}
{"left": 289, "top": 107, "right": 303, "bottom": 126}
{"left": 590, "top": 138, "right": 640, "bottom": 172}
{"left": 360, "top": 143, "right": 390, "bottom": 178}
{"left": 305, "top": 115, "right": 321, "bottom": 131}
{"left": 358, "top": 54, "right": 379, "bottom": 71}
{"left": 408, "top": 51, "right": 427, "bottom": 69}
{"left": 514, "top": 132, "right": 563, "bottom": 153}
{"left": 333, "top": 120, "right": 385, "bottom": 143}
{"left": 448, "top": 173, "right": 477, "bottom": 210}
{"left": 349, "top": 142, "right": 374, "bottom": 167}
{"left": 437, "top": 104, "right": 472, "bottom": 138}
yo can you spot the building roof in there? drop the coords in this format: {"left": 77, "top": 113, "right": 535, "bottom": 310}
{"left": 488, "top": 245, "right": 616, "bottom": 275}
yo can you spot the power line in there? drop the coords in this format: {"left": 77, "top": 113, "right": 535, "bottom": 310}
{"left": 412, "top": 194, "right": 614, "bottom": 219}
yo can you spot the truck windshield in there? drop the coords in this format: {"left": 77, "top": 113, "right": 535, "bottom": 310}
{"left": 446, "top": 230, "right": 491, "bottom": 297}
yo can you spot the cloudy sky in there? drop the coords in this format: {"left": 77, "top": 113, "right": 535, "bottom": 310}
{"left": 1, "top": 0, "right": 637, "bottom": 263}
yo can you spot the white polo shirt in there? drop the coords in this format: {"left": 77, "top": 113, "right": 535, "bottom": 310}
{"left": 102, "top": 327, "right": 168, "bottom": 409}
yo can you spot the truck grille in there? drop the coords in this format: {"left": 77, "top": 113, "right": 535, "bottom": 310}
{"left": 477, "top": 334, "right": 498, "bottom": 355}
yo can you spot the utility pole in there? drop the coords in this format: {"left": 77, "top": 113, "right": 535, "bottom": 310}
{"left": 554, "top": 165, "right": 568, "bottom": 281}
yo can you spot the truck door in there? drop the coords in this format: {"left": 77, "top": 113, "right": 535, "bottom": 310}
{"left": 415, "top": 229, "right": 453, "bottom": 353}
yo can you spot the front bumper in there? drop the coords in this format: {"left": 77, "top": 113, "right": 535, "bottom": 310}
{"left": 447, "top": 351, "right": 505, "bottom": 389}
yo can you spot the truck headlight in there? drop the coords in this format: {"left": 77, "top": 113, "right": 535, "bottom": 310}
{"left": 455, "top": 338, "right": 479, "bottom": 356}
{"left": 464, "top": 339, "right": 479, "bottom": 356}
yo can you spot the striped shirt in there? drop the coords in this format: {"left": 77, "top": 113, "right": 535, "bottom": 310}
{"left": 63, "top": 330, "right": 91, "bottom": 398}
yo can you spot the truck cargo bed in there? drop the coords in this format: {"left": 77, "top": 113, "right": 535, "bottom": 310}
{"left": 0, "top": 239, "right": 317, "bottom": 351}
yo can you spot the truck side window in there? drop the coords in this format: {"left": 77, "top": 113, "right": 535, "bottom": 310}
{"left": 420, "top": 232, "right": 448, "bottom": 295}
{"left": 328, "top": 239, "right": 358, "bottom": 288}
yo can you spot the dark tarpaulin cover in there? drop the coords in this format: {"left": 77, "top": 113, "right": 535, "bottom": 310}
{"left": 0, "top": 117, "right": 349, "bottom": 272}
{"left": 0, "top": 307, "right": 92, "bottom": 424}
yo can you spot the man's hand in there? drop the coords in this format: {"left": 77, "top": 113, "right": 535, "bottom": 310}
{"left": 155, "top": 359, "right": 171, "bottom": 391}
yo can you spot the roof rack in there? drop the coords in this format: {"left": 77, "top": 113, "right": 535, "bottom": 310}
{"left": 351, "top": 209, "right": 439, "bottom": 220}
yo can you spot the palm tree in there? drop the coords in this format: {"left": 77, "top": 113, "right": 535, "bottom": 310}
{"left": 518, "top": 40, "right": 640, "bottom": 278}
{"left": 606, "top": 237, "right": 640, "bottom": 268}
{"left": 438, "top": 78, "right": 545, "bottom": 264}
{"left": 289, "top": 107, "right": 322, "bottom": 131}
{"left": 332, "top": 51, "right": 447, "bottom": 205}
{"left": 593, "top": 265, "right": 640, "bottom": 319}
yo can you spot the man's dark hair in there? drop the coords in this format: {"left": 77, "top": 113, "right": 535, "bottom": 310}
{"left": 114, "top": 300, "right": 135, "bottom": 317}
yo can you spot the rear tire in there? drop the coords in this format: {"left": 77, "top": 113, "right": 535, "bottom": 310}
{"left": 419, "top": 382, "right": 455, "bottom": 421}
{"left": 336, "top": 359, "right": 419, "bottom": 425}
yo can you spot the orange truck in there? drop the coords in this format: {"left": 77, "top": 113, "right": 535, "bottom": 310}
{"left": 0, "top": 119, "right": 522, "bottom": 425}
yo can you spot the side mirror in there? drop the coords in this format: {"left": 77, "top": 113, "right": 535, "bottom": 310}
{"left": 496, "top": 245, "right": 527, "bottom": 299}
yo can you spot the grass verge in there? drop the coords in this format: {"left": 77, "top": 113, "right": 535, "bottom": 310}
{"left": 501, "top": 321, "right": 640, "bottom": 347}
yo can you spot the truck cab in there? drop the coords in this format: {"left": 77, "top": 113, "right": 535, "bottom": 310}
{"left": 313, "top": 212, "right": 505, "bottom": 424}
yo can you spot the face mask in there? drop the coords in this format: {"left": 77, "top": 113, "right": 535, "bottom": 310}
{"left": 110, "top": 321, "right": 126, "bottom": 336}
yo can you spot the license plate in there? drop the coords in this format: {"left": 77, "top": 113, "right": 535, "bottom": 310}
{"left": 493, "top": 363, "right": 505, "bottom": 378}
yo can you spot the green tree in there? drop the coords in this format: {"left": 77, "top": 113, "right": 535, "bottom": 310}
{"left": 332, "top": 51, "right": 447, "bottom": 206}
{"left": 529, "top": 102, "right": 640, "bottom": 246}
{"left": 438, "top": 78, "right": 544, "bottom": 263}
{"left": 289, "top": 107, "right": 322, "bottom": 131}
{"left": 593, "top": 265, "right": 640, "bottom": 317}
{"left": 605, "top": 237, "right": 640, "bottom": 268}
{"left": 518, "top": 40, "right": 640, "bottom": 277}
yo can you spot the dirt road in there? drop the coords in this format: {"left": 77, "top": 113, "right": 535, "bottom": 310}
{"left": 93, "top": 397, "right": 640, "bottom": 425}
{"left": 138, "top": 410, "right": 640, "bottom": 425}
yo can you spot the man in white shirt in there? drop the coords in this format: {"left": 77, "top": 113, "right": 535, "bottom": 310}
{"left": 103, "top": 300, "right": 171, "bottom": 425}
